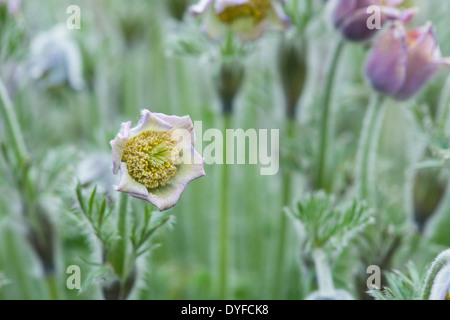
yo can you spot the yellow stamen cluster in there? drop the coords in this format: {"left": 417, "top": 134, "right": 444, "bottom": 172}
{"left": 446, "top": 291, "right": 450, "bottom": 300}
{"left": 216, "top": 0, "right": 271, "bottom": 25}
{"left": 121, "top": 130, "right": 180, "bottom": 189}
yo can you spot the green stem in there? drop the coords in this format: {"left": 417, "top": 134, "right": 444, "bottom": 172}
{"left": 115, "top": 192, "right": 129, "bottom": 281}
{"left": 272, "top": 119, "right": 295, "bottom": 299}
{"left": 356, "top": 94, "right": 385, "bottom": 203}
{"left": 421, "top": 249, "right": 450, "bottom": 300}
{"left": 312, "top": 249, "right": 334, "bottom": 297}
{"left": 316, "top": 39, "right": 344, "bottom": 191}
{"left": 45, "top": 275, "right": 60, "bottom": 300}
{"left": 0, "top": 77, "right": 29, "bottom": 167}
{"left": 218, "top": 114, "right": 232, "bottom": 300}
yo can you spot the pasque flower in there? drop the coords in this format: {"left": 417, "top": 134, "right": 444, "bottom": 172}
{"left": 365, "top": 21, "right": 450, "bottom": 100}
{"left": 189, "top": 0, "right": 290, "bottom": 41}
{"left": 29, "top": 25, "right": 85, "bottom": 91}
{"left": 332, "top": 0, "right": 414, "bottom": 42}
{"left": 110, "top": 110, "right": 205, "bottom": 211}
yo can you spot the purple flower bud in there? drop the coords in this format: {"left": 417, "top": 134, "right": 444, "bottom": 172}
{"left": 332, "top": 0, "right": 414, "bottom": 42}
{"left": 365, "top": 22, "right": 450, "bottom": 100}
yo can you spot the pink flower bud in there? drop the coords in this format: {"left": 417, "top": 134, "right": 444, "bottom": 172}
{"left": 365, "top": 22, "right": 450, "bottom": 100}
{"left": 332, "top": 0, "right": 414, "bottom": 42}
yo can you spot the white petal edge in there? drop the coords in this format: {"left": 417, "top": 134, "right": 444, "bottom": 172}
{"left": 153, "top": 113, "right": 196, "bottom": 146}
{"left": 147, "top": 148, "right": 205, "bottom": 211}
{"left": 189, "top": 0, "right": 214, "bottom": 15}
{"left": 129, "top": 109, "right": 173, "bottom": 138}
{"left": 214, "top": 0, "right": 249, "bottom": 14}
{"left": 110, "top": 121, "right": 131, "bottom": 174}
{"left": 115, "top": 162, "right": 150, "bottom": 200}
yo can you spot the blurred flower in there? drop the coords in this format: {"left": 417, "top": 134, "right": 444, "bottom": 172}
{"left": 365, "top": 22, "right": 450, "bottom": 100}
{"left": 0, "top": 0, "right": 21, "bottom": 15}
{"left": 29, "top": 25, "right": 85, "bottom": 91}
{"left": 332, "top": 0, "right": 415, "bottom": 42}
{"left": 189, "top": 0, "right": 290, "bottom": 41}
{"left": 110, "top": 110, "right": 205, "bottom": 211}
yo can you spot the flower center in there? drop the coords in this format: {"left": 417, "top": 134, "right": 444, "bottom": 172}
{"left": 216, "top": 0, "right": 271, "bottom": 25}
{"left": 121, "top": 130, "right": 180, "bottom": 189}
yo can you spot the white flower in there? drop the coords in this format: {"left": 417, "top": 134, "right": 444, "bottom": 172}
{"left": 189, "top": 0, "right": 290, "bottom": 41}
{"left": 29, "top": 25, "right": 85, "bottom": 91}
{"left": 110, "top": 110, "right": 205, "bottom": 211}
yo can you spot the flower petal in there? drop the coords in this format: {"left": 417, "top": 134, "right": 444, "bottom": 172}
{"left": 153, "top": 113, "right": 196, "bottom": 145}
{"left": 332, "top": 0, "right": 358, "bottom": 28}
{"left": 129, "top": 109, "right": 173, "bottom": 138}
{"left": 365, "top": 23, "right": 408, "bottom": 96}
{"left": 147, "top": 148, "right": 205, "bottom": 211}
{"left": 115, "top": 162, "right": 150, "bottom": 200}
{"left": 214, "top": 0, "right": 249, "bottom": 14}
{"left": 430, "top": 265, "right": 450, "bottom": 300}
{"left": 110, "top": 121, "right": 131, "bottom": 174}
{"left": 395, "top": 24, "right": 441, "bottom": 100}
{"left": 189, "top": 0, "right": 214, "bottom": 15}
{"left": 268, "top": 1, "right": 291, "bottom": 31}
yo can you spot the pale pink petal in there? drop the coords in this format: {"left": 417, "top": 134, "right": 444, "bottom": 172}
{"left": 129, "top": 109, "right": 173, "bottom": 138}
{"left": 153, "top": 113, "right": 196, "bottom": 145}
{"left": 115, "top": 162, "right": 150, "bottom": 200}
{"left": 189, "top": 0, "right": 214, "bottom": 15}
{"left": 214, "top": 0, "right": 249, "bottom": 14}
{"left": 147, "top": 149, "right": 205, "bottom": 211}
{"left": 110, "top": 121, "right": 131, "bottom": 174}
{"left": 268, "top": 1, "right": 291, "bottom": 31}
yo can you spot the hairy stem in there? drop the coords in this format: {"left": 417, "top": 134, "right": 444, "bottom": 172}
{"left": 316, "top": 39, "right": 344, "bottom": 191}
{"left": 273, "top": 119, "right": 295, "bottom": 299}
{"left": 356, "top": 94, "right": 385, "bottom": 203}
{"left": 0, "top": 77, "right": 28, "bottom": 167}
{"left": 218, "top": 114, "right": 232, "bottom": 299}
{"left": 312, "top": 249, "right": 334, "bottom": 297}
{"left": 421, "top": 249, "right": 450, "bottom": 300}
{"left": 115, "top": 192, "right": 129, "bottom": 283}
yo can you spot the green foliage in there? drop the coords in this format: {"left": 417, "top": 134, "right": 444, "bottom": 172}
{"left": 369, "top": 262, "right": 425, "bottom": 300}
{"left": 288, "top": 191, "right": 374, "bottom": 252}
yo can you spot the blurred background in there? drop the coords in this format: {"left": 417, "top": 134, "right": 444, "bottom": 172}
{"left": 0, "top": 0, "right": 450, "bottom": 300}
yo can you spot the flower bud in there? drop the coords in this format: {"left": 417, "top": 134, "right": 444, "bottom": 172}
{"left": 365, "top": 22, "right": 450, "bottom": 100}
{"left": 166, "top": 0, "right": 191, "bottom": 21}
{"left": 413, "top": 168, "right": 447, "bottom": 232}
{"left": 332, "top": 0, "right": 414, "bottom": 42}
{"left": 215, "top": 61, "right": 245, "bottom": 114}
{"left": 277, "top": 33, "right": 307, "bottom": 119}
{"left": 29, "top": 25, "right": 85, "bottom": 91}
